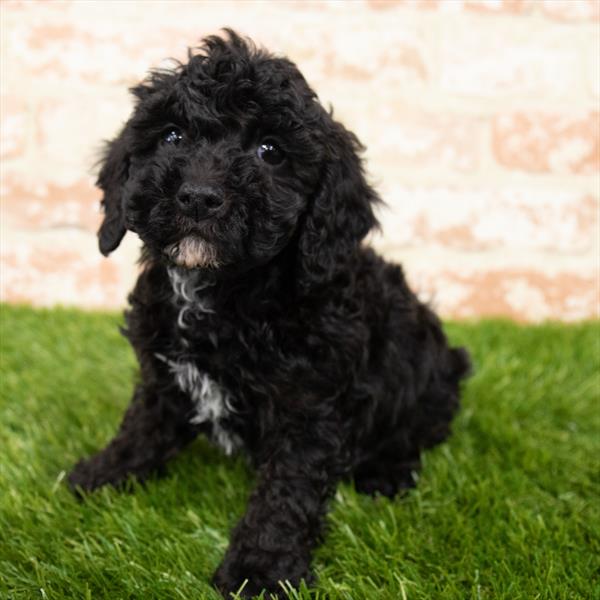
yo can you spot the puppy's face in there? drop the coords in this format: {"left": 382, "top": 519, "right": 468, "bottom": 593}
{"left": 97, "top": 31, "right": 377, "bottom": 285}
{"left": 99, "top": 33, "right": 327, "bottom": 272}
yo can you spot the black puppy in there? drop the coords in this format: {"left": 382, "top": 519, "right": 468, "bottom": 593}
{"left": 68, "top": 30, "right": 471, "bottom": 598}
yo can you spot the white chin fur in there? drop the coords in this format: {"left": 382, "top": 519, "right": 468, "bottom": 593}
{"left": 165, "top": 236, "right": 219, "bottom": 269}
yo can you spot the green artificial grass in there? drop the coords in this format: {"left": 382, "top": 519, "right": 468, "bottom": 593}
{"left": 1, "top": 304, "right": 599, "bottom": 600}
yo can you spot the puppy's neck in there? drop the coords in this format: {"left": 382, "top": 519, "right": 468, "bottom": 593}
{"left": 167, "top": 266, "right": 216, "bottom": 305}
{"left": 163, "top": 257, "right": 291, "bottom": 320}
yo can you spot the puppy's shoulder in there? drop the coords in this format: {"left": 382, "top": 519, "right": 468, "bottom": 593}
{"left": 127, "top": 261, "right": 173, "bottom": 309}
{"left": 123, "top": 261, "right": 176, "bottom": 350}
{"left": 355, "top": 247, "right": 413, "bottom": 298}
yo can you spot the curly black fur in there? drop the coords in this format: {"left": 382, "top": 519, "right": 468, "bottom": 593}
{"left": 68, "top": 30, "right": 471, "bottom": 598}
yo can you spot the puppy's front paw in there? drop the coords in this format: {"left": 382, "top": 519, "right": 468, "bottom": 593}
{"left": 67, "top": 455, "right": 128, "bottom": 495}
{"left": 212, "top": 551, "right": 312, "bottom": 599}
{"left": 212, "top": 566, "right": 265, "bottom": 599}
{"left": 67, "top": 458, "right": 101, "bottom": 494}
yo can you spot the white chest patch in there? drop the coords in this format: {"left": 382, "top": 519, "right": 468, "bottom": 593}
{"left": 172, "top": 360, "right": 241, "bottom": 455}
{"left": 157, "top": 267, "right": 242, "bottom": 455}
{"left": 168, "top": 266, "right": 216, "bottom": 331}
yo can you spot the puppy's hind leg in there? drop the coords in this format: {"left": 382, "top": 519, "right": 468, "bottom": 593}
{"left": 352, "top": 390, "right": 455, "bottom": 498}
{"left": 352, "top": 433, "right": 422, "bottom": 498}
{"left": 68, "top": 384, "right": 198, "bottom": 493}
{"left": 353, "top": 347, "right": 469, "bottom": 498}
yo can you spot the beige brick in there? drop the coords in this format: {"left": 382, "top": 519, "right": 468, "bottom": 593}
{"left": 415, "top": 268, "right": 599, "bottom": 321}
{"left": 366, "top": 109, "right": 485, "bottom": 172}
{"left": 0, "top": 95, "right": 29, "bottom": 160}
{"left": 1, "top": 173, "right": 100, "bottom": 233}
{"left": 1, "top": 244, "right": 122, "bottom": 308}
{"left": 35, "top": 93, "right": 131, "bottom": 174}
{"left": 439, "top": 23, "right": 581, "bottom": 98}
{"left": 368, "top": 0, "right": 534, "bottom": 15}
{"left": 587, "top": 37, "right": 600, "bottom": 99}
{"left": 540, "top": 0, "right": 600, "bottom": 21}
{"left": 0, "top": 230, "right": 141, "bottom": 309}
{"left": 329, "top": 92, "right": 486, "bottom": 173}
{"left": 297, "top": 24, "right": 429, "bottom": 88}
{"left": 4, "top": 17, "right": 191, "bottom": 87}
{"left": 464, "top": 0, "right": 534, "bottom": 15}
{"left": 381, "top": 185, "right": 598, "bottom": 253}
{"left": 367, "top": 0, "right": 438, "bottom": 9}
{"left": 368, "top": 241, "right": 599, "bottom": 320}
{"left": 492, "top": 111, "right": 600, "bottom": 175}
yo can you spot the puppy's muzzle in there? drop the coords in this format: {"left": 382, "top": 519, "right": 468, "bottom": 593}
{"left": 176, "top": 183, "right": 224, "bottom": 221}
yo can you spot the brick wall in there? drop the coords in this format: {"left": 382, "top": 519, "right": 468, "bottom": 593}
{"left": 1, "top": 0, "right": 598, "bottom": 320}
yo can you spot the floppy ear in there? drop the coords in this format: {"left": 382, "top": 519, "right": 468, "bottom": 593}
{"left": 96, "top": 127, "right": 131, "bottom": 256}
{"left": 298, "top": 120, "right": 380, "bottom": 290}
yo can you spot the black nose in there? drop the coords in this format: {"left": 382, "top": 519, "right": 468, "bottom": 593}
{"left": 175, "top": 183, "right": 224, "bottom": 220}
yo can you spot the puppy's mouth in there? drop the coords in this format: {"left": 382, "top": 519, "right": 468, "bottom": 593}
{"left": 164, "top": 236, "right": 220, "bottom": 269}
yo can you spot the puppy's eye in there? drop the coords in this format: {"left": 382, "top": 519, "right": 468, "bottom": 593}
{"left": 163, "top": 127, "right": 183, "bottom": 145}
{"left": 257, "top": 140, "right": 284, "bottom": 166}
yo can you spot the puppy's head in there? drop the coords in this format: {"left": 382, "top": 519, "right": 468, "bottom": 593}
{"left": 98, "top": 29, "right": 378, "bottom": 282}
